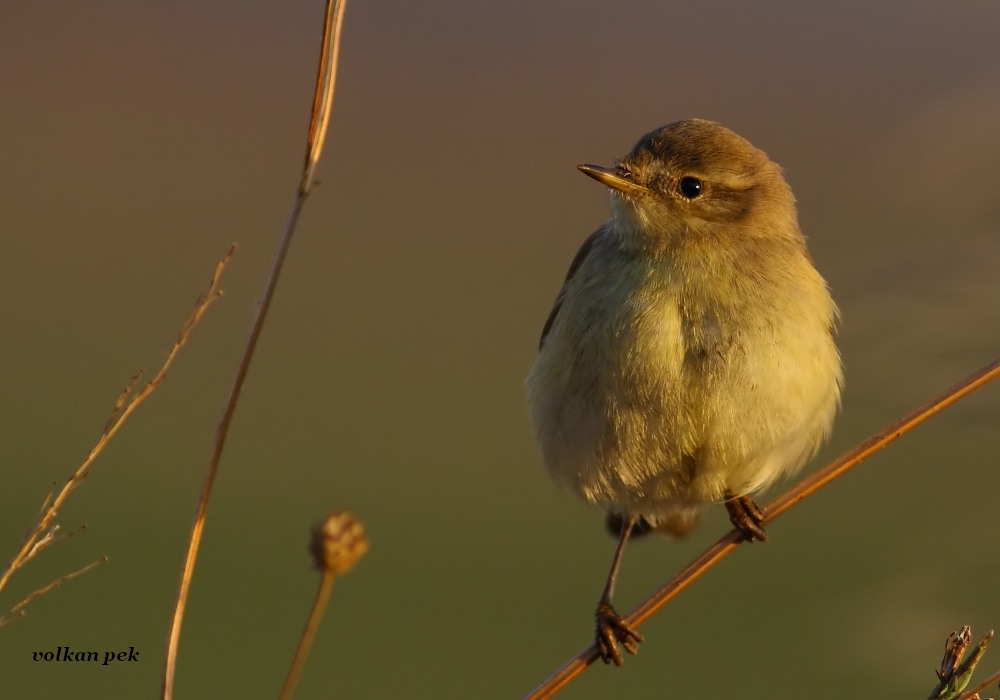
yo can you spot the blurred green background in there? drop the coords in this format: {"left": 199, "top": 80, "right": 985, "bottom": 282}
{"left": 2, "top": 1, "right": 999, "bottom": 698}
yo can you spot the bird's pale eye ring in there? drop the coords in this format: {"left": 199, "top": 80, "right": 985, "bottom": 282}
{"left": 678, "top": 176, "right": 704, "bottom": 199}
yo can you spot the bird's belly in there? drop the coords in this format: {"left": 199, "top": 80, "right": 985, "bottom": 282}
{"left": 527, "top": 297, "right": 696, "bottom": 514}
{"left": 527, "top": 303, "right": 839, "bottom": 520}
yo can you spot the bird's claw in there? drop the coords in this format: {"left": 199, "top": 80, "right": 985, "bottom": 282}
{"left": 724, "top": 491, "right": 768, "bottom": 542}
{"left": 595, "top": 601, "right": 643, "bottom": 666}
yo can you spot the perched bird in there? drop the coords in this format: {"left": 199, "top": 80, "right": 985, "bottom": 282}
{"left": 526, "top": 119, "right": 842, "bottom": 665}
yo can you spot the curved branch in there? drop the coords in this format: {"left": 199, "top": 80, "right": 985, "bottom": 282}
{"left": 526, "top": 355, "right": 1000, "bottom": 699}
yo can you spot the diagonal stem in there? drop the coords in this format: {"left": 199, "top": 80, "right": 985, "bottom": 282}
{"left": 0, "top": 247, "right": 232, "bottom": 600}
{"left": 279, "top": 571, "right": 336, "bottom": 700}
{"left": 525, "top": 355, "right": 1000, "bottom": 699}
{"left": 956, "top": 667, "right": 1000, "bottom": 700}
{"left": 159, "top": 2, "right": 348, "bottom": 697}
{"left": 160, "top": 196, "right": 308, "bottom": 700}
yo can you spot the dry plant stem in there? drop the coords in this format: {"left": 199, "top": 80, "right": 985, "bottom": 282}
{"left": 525, "top": 355, "right": 1000, "bottom": 700}
{"left": 160, "top": 2, "right": 347, "bottom": 698}
{"left": 0, "top": 247, "right": 234, "bottom": 602}
{"left": 302, "top": 0, "right": 348, "bottom": 190}
{"left": 279, "top": 571, "right": 336, "bottom": 700}
{"left": 958, "top": 669, "right": 1000, "bottom": 700}
{"left": 160, "top": 197, "right": 306, "bottom": 700}
{"left": 0, "top": 556, "right": 109, "bottom": 627}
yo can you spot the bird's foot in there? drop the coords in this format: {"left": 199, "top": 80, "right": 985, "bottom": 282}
{"left": 595, "top": 601, "right": 643, "bottom": 666}
{"left": 724, "top": 491, "right": 768, "bottom": 542}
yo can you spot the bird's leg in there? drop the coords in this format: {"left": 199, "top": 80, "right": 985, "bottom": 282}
{"left": 595, "top": 515, "right": 644, "bottom": 666}
{"left": 604, "top": 512, "right": 654, "bottom": 539}
{"left": 723, "top": 490, "right": 768, "bottom": 541}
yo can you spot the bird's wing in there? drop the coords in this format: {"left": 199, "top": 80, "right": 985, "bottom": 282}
{"left": 538, "top": 225, "right": 608, "bottom": 350}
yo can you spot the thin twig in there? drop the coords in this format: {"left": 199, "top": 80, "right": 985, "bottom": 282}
{"left": 957, "top": 668, "right": 1000, "bottom": 700}
{"left": 17, "top": 526, "right": 61, "bottom": 569}
{"left": 525, "top": 355, "right": 1000, "bottom": 699}
{"left": 0, "top": 247, "right": 235, "bottom": 603}
{"left": 21, "top": 524, "right": 88, "bottom": 567}
{"left": 34, "top": 483, "right": 58, "bottom": 521}
{"left": 159, "top": 2, "right": 348, "bottom": 698}
{"left": 0, "top": 556, "right": 109, "bottom": 627}
{"left": 279, "top": 572, "right": 336, "bottom": 700}
{"left": 103, "top": 371, "right": 144, "bottom": 434}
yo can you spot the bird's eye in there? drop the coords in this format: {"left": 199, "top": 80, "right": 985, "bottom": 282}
{"left": 678, "top": 176, "right": 703, "bottom": 199}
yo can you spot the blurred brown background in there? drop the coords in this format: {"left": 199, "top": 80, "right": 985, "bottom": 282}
{"left": 2, "top": 1, "right": 999, "bottom": 697}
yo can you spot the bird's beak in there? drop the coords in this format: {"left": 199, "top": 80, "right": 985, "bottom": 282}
{"left": 577, "top": 164, "right": 648, "bottom": 197}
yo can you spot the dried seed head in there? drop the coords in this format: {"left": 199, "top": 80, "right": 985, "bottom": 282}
{"left": 311, "top": 511, "right": 368, "bottom": 575}
{"left": 939, "top": 626, "right": 973, "bottom": 682}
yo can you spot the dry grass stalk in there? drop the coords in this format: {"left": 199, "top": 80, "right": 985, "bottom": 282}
{"left": 0, "top": 246, "right": 235, "bottom": 622}
{"left": 160, "top": 2, "right": 348, "bottom": 698}
{"left": 0, "top": 557, "right": 109, "bottom": 627}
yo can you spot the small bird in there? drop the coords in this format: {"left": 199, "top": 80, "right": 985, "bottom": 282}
{"left": 526, "top": 119, "right": 842, "bottom": 665}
